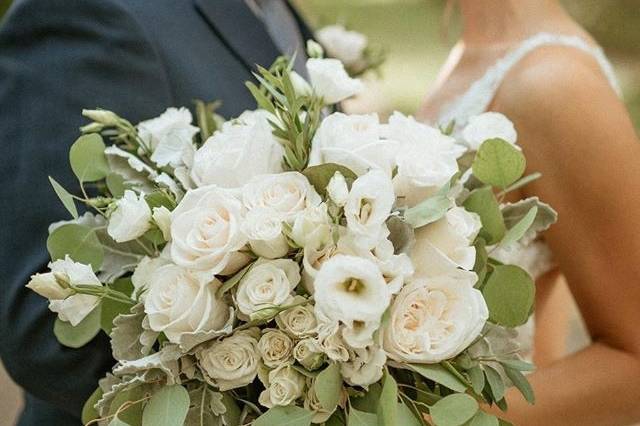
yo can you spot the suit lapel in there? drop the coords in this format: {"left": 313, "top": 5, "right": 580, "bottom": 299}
{"left": 193, "top": 0, "right": 281, "bottom": 72}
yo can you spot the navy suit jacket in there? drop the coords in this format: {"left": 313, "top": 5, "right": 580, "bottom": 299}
{"left": 0, "top": 0, "right": 310, "bottom": 424}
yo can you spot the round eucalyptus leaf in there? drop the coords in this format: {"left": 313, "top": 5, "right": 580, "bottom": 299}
{"left": 482, "top": 265, "right": 535, "bottom": 327}
{"left": 254, "top": 405, "right": 315, "bottom": 426}
{"left": 47, "top": 224, "right": 104, "bottom": 271}
{"left": 463, "top": 187, "right": 506, "bottom": 245}
{"left": 469, "top": 411, "right": 500, "bottom": 426}
{"left": 81, "top": 387, "right": 103, "bottom": 425}
{"left": 69, "top": 133, "right": 110, "bottom": 182}
{"left": 430, "top": 393, "right": 479, "bottom": 426}
{"left": 314, "top": 363, "right": 342, "bottom": 411}
{"left": 54, "top": 306, "right": 102, "bottom": 348}
{"left": 472, "top": 138, "right": 526, "bottom": 189}
{"left": 142, "top": 385, "right": 190, "bottom": 426}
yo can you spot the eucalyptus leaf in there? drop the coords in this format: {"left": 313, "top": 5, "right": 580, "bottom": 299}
{"left": 483, "top": 365, "right": 505, "bottom": 402}
{"left": 408, "top": 364, "right": 468, "bottom": 392}
{"left": 498, "top": 359, "right": 535, "bottom": 372}
{"left": 47, "top": 223, "right": 104, "bottom": 271}
{"left": 397, "top": 401, "right": 422, "bottom": 426}
{"left": 302, "top": 163, "right": 357, "bottom": 197}
{"left": 106, "top": 172, "right": 127, "bottom": 198}
{"left": 142, "top": 385, "right": 190, "bottom": 426}
{"left": 482, "top": 265, "right": 535, "bottom": 327}
{"left": 253, "top": 405, "right": 314, "bottom": 426}
{"left": 350, "top": 383, "right": 381, "bottom": 413}
{"left": 377, "top": 370, "right": 398, "bottom": 426}
{"left": 500, "top": 206, "right": 537, "bottom": 246}
{"left": 504, "top": 367, "right": 535, "bottom": 404}
{"left": 69, "top": 133, "right": 110, "bottom": 182}
{"left": 386, "top": 215, "right": 416, "bottom": 255}
{"left": 49, "top": 176, "right": 78, "bottom": 219}
{"left": 463, "top": 187, "right": 506, "bottom": 245}
{"left": 109, "top": 385, "right": 145, "bottom": 426}
{"left": 472, "top": 138, "right": 526, "bottom": 189}
{"left": 348, "top": 408, "right": 377, "bottom": 426}
{"left": 430, "top": 394, "right": 478, "bottom": 426}
{"left": 314, "top": 363, "right": 342, "bottom": 411}
{"left": 468, "top": 411, "right": 499, "bottom": 426}
{"left": 82, "top": 387, "right": 103, "bottom": 425}
{"left": 404, "top": 193, "right": 450, "bottom": 228}
{"left": 54, "top": 306, "right": 102, "bottom": 348}
{"left": 109, "top": 416, "right": 131, "bottom": 426}
{"left": 468, "top": 366, "right": 486, "bottom": 395}
{"left": 501, "top": 197, "right": 557, "bottom": 238}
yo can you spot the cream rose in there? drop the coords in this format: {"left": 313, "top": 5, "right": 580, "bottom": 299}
{"left": 234, "top": 259, "right": 301, "bottom": 317}
{"left": 314, "top": 255, "right": 391, "bottom": 348}
{"left": 190, "top": 110, "right": 284, "bottom": 188}
{"left": 107, "top": 190, "right": 152, "bottom": 243}
{"left": 344, "top": 170, "right": 395, "bottom": 248}
{"left": 259, "top": 365, "right": 306, "bottom": 408}
{"left": 306, "top": 58, "right": 364, "bottom": 104}
{"left": 314, "top": 319, "right": 350, "bottom": 362}
{"left": 309, "top": 112, "right": 398, "bottom": 176}
{"left": 170, "top": 185, "right": 249, "bottom": 274}
{"left": 316, "top": 24, "right": 367, "bottom": 67}
{"left": 27, "top": 256, "right": 101, "bottom": 326}
{"left": 276, "top": 297, "right": 318, "bottom": 338}
{"left": 411, "top": 206, "right": 482, "bottom": 278}
{"left": 197, "top": 329, "right": 260, "bottom": 391}
{"left": 144, "top": 264, "right": 231, "bottom": 344}
{"left": 383, "top": 269, "right": 488, "bottom": 363}
{"left": 138, "top": 107, "right": 199, "bottom": 167}
{"left": 462, "top": 112, "right": 518, "bottom": 151}
{"left": 242, "top": 172, "right": 321, "bottom": 222}
{"left": 290, "top": 203, "right": 333, "bottom": 249}
{"left": 257, "top": 329, "right": 295, "bottom": 368}
{"left": 242, "top": 208, "right": 289, "bottom": 259}
{"left": 293, "top": 339, "right": 325, "bottom": 370}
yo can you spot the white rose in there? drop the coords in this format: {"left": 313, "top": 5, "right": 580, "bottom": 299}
{"left": 462, "top": 112, "right": 518, "bottom": 151}
{"left": 36, "top": 256, "right": 102, "bottom": 326}
{"left": 411, "top": 206, "right": 481, "bottom": 278}
{"left": 257, "top": 329, "right": 295, "bottom": 368}
{"left": 152, "top": 206, "right": 172, "bottom": 241}
{"left": 107, "top": 190, "right": 152, "bottom": 243}
{"left": 131, "top": 254, "right": 171, "bottom": 294}
{"left": 309, "top": 112, "right": 398, "bottom": 176}
{"left": 314, "top": 255, "right": 391, "bottom": 348}
{"left": 383, "top": 269, "right": 488, "bottom": 363}
{"left": 242, "top": 172, "right": 321, "bottom": 222}
{"left": 293, "top": 339, "right": 325, "bottom": 370}
{"left": 170, "top": 185, "right": 249, "bottom": 274}
{"left": 341, "top": 344, "right": 386, "bottom": 388}
{"left": 326, "top": 171, "right": 349, "bottom": 207}
{"left": 242, "top": 208, "right": 289, "bottom": 259}
{"left": 316, "top": 24, "right": 367, "bottom": 67}
{"left": 198, "top": 329, "right": 260, "bottom": 391}
{"left": 276, "top": 297, "right": 318, "bottom": 338}
{"left": 190, "top": 110, "right": 284, "bottom": 188}
{"left": 144, "top": 264, "right": 231, "bottom": 344}
{"left": 386, "top": 112, "right": 465, "bottom": 206}
{"left": 344, "top": 170, "right": 395, "bottom": 248}
{"left": 306, "top": 58, "right": 364, "bottom": 104}
{"left": 290, "top": 203, "right": 333, "bottom": 249}
{"left": 258, "top": 365, "right": 306, "bottom": 408}
{"left": 138, "top": 107, "right": 199, "bottom": 167}
{"left": 234, "top": 259, "right": 301, "bottom": 317}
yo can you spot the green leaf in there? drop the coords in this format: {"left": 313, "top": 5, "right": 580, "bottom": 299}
{"left": 468, "top": 366, "right": 485, "bottom": 395}
{"left": 500, "top": 206, "right": 537, "bottom": 246}
{"left": 351, "top": 383, "right": 381, "bottom": 413}
{"left": 106, "top": 172, "right": 126, "bottom": 198}
{"left": 473, "top": 238, "right": 488, "bottom": 287}
{"left": 69, "top": 133, "right": 110, "bottom": 182}
{"left": 254, "top": 405, "right": 314, "bottom": 426}
{"left": 49, "top": 176, "right": 78, "bottom": 219}
{"left": 377, "top": 370, "right": 398, "bottom": 426}
{"left": 109, "top": 417, "right": 131, "bottom": 426}
{"left": 468, "top": 411, "right": 499, "bottom": 426}
{"left": 404, "top": 193, "right": 450, "bottom": 228}
{"left": 498, "top": 359, "right": 535, "bottom": 372}
{"left": 82, "top": 387, "right": 103, "bottom": 425}
{"left": 314, "top": 363, "right": 342, "bottom": 411}
{"left": 501, "top": 197, "right": 557, "bottom": 236}
{"left": 504, "top": 367, "right": 535, "bottom": 404}
{"left": 409, "top": 364, "right": 468, "bottom": 393}
{"left": 54, "top": 306, "right": 102, "bottom": 348}
{"left": 431, "top": 394, "right": 479, "bottom": 426}
{"left": 302, "top": 163, "right": 357, "bottom": 197}
{"left": 221, "top": 392, "right": 241, "bottom": 426}
{"left": 463, "top": 187, "right": 506, "bottom": 245}
{"left": 101, "top": 287, "right": 133, "bottom": 335}
{"left": 142, "top": 385, "right": 190, "bottom": 426}
{"left": 109, "top": 385, "right": 145, "bottom": 426}
{"left": 482, "top": 265, "right": 535, "bottom": 327}
{"left": 47, "top": 224, "right": 104, "bottom": 271}
{"left": 144, "top": 190, "right": 176, "bottom": 210}
{"left": 472, "top": 138, "right": 526, "bottom": 189}
{"left": 386, "top": 216, "right": 416, "bottom": 255}
{"left": 483, "top": 365, "right": 505, "bottom": 402}
{"left": 397, "top": 401, "right": 422, "bottom": 426}
{"left": 348, "top": 408, "right": 377, "bottom": 426}
{"left": 499, "top": 172, "right": 541, "bottom": 194}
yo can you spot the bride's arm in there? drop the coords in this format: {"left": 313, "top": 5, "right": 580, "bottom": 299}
{"left": 487, "top": 47, "right": 640, "bottom": 426}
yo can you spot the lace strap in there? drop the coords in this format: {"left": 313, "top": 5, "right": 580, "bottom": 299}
{"left": 441, "top": 32, "right": 622, "bottom": 128}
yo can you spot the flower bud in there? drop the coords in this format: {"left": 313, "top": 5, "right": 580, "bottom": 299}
{"left": 306, "top": 40, "right": 324, "bottom": 59}
{"left": 82, "top": 109, "right": 120, "bottom": 126}
{"left": 326, "top": 171, "right": 349, "bottom": 207}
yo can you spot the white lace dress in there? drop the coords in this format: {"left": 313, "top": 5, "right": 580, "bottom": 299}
{"left": 433, "top": 32, "right": 621, "bottom": 359}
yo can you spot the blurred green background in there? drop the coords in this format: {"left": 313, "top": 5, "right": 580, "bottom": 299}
{"left": 293, "top": 0, "right": 640, "bottom": 130}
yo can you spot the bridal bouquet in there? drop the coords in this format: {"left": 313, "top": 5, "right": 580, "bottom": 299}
{"left": 27, "top": 41, "right": 556, "bottom": 426}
